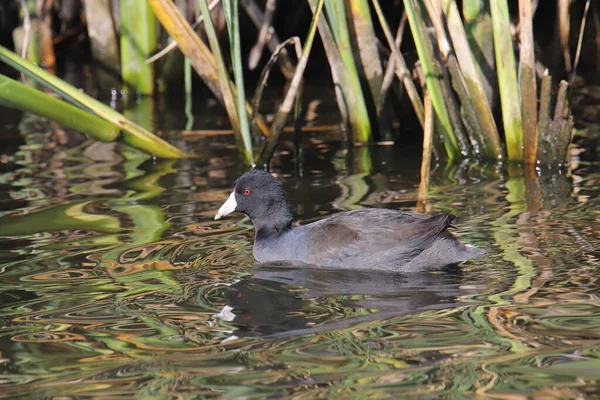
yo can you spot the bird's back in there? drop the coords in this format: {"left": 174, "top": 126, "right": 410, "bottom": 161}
{"left": 254, "top": 208, "right": 484, "bottom": 272}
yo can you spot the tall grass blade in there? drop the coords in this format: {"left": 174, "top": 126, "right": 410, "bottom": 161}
{"left": 347, "top": 0, "right": 384, "bottom": 114}
{"left": 120, "top": 0, "right": 157, "bottom": 95}
{"left": 307, "top": 0, "right": 352, "bottom": 131}
{"left": 490, "top": 0, "right": 524, "bottom": 162}
{"left": 402, "top": 0, "right": 460, "bottom": 159}
{"left": 462, "top": 0, "right": 496, "bottom": 108}
{"left": 258, "top": 0, "right": 325, "bottom": 166}
{"left": 0, "top": 74, "right": 118, "bottom": 142}
{"left": 198, "top": 0, "right": 251, "bottom": 165}
{"left": 421, "top": 0, "right": 471, "bottom": 155}
{"left": 325, "top": 0, "right": 372, "bottom": 143}
{"left": 223, "top": 0, "right": 253, "bottom": 162}
{"left": 0, "top": 45, "right": 188, "bottom": 158}
{"left": 518, "top": 0, "right": 538, "bottom": 165}
{"left": 441, "top": 0, "right": 502, "bottom": 159}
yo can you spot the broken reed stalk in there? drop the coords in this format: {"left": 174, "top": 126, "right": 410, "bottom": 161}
{"left": 537, "top": 77, "right": 573, "bottom": 165}
{"left": 18, "top": 0, "right": 31, "bottom": 60}
{"left": 258, "top": 0, "right": 325, "bottom": 167}
{"left": 415, "top": 63, "right": 443, "bottom": 159}
{"left": 536, "top": 73, "right": 552, "bottom": 164}
{"left": 37, "top": 0, "right": 56, "bottom": 74}
{"left": 519, "top": 0, "right": 538, "bottom": 165}
{"left": 550, "top": 81, "right": 573, "bottom": 164}
{"left": 558, "top": 0, "right": 571, "bottom": 71}
{"left": 371, "top": 0, "right": 424, "bottom": 127}
{"left": 251, "top": 37, "right": 302, "bottom": 134}
{"left": 83, "top": 0, "right": 120, "bottom": 74}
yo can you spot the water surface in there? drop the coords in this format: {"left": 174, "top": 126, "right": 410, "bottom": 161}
{"left": 0, "top": 112, "right": 599, "bottom": 398}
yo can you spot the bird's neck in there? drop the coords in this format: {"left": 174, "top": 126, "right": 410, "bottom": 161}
{"left": 253, "top": 206, "right": 293, "bottom": 240}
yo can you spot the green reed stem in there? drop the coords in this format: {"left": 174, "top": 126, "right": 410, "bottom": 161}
{"left": 324, "top": 0, "right": 372, "bottom": 144}
{"left": 198, "top": 0, "right": 251, "bottom": 165}
{"left": 0, "top": 74, "right": 118, "bottom": 142}
{"left": 0, "top": 46, "right": 188, "bottom": 158}
{"left": 258, "top": 0, "right": 324, "bottom": 166}
{"left": 402, "top": 0, "right": 460, "bottom": 160}
{"left": 120, "top": 0, "right": 157, "bottom": 95}
{"left": 490, "top": 0, "right": 524, "bottom": 162}
{"left": 223, "top": 0, "right": 253, "bottom": 161}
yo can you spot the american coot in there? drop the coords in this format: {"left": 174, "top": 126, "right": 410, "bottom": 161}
{"left": 215, "top": 170, "right": 485, "bottom": 272}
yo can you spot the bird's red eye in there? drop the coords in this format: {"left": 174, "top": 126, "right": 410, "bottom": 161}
{"left": 243, "top": 189, "right": 252, "bottom": 195}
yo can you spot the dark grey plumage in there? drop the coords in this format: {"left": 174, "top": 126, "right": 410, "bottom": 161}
{"left": 216, "top": 170, "right": 485, "bottom": 272}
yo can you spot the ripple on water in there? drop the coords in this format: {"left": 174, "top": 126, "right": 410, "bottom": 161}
{"left": 0, "top": 128, "right": 600, "bottom": 397}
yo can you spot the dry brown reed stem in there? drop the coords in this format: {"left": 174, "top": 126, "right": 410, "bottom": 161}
{"left": 258, "top": 0, "right": 324, "bottom": 167}
{"left": 380, "top": 11, "right": 407, "bottom": 102}
{"left": 146, "top": 0, "right": 221, "bottom": 65}
{"left": 519, "top": 0, "right": 538, "bottom": 165}
{"left": 249, "top": 0, "right": 277, "bottom": 70}
{"left": 372, "top": 0, "right": 424, "bottom": 127}
{"left": 19, "top": 0, "right": 30, "bottom": 60}
{"left": 251, "top": 37, "right": 302, "bottom": 136}
{"left": 415, "top": 63, "right": 442, "bottom": 160}
{"left": 570, "top": 0, "right": 591, "bottom": 87}
{"left": 558, "top": 0, "right": 571, "bottom": 71}
{"left": 181, "top": 124, "right": 341, "bottom": 137}
{"left": 417, "top": 90, "right": 433, "bottom": 214}
{"left": 241, "top": 0, "right": 295, "bottom": 79}
{"left": 148, "top": 0, "right": 269, "bottom": 139}
{"left": 37, "top": 0, "right": 56, "bottom": 74}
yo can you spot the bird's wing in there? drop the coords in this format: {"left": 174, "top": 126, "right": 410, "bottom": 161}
{"left": 302, "top": 209, "right": 456, "bottom": 265}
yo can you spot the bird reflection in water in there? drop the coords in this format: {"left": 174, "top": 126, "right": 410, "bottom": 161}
{"left": 215, "top": 262, "right": 473, "bottom": 339}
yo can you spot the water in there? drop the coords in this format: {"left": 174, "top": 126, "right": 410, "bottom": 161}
{"left": 0, "top": 112, "right": 599, "bottom": 398}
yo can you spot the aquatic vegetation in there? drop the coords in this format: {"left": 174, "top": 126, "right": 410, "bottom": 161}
{"left": 0, "top": 1, "right": 594, "bottom": 165}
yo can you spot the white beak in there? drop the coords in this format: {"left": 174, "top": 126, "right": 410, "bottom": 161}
{"left": 215, "top": 192, "right": 237, "bottom": 220}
